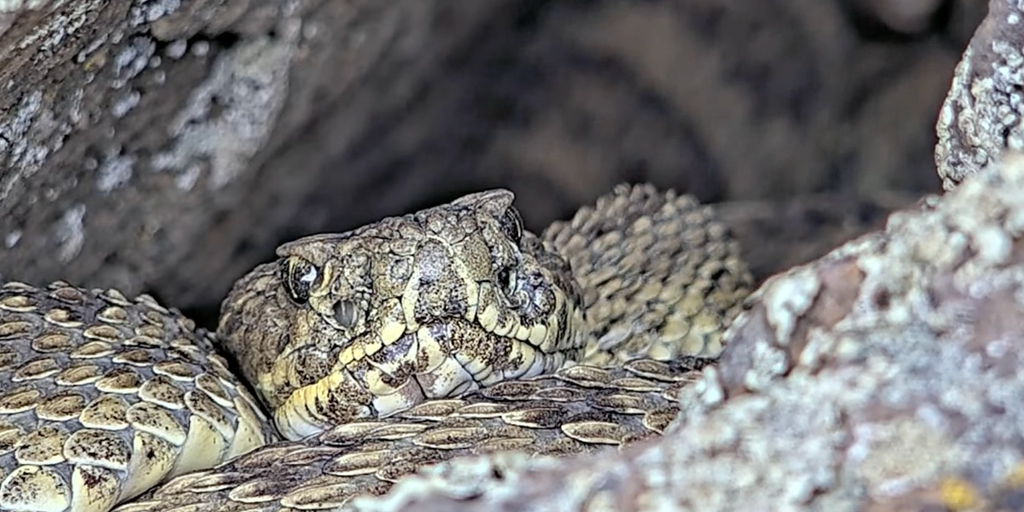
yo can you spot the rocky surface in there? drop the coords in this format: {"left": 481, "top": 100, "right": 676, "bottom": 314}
{"left": 0, "top": 0, "right": 982, "bottom": 324}
{"left": 0, "top": 0, "right": 510, "bottom": 314}
{"left": 340, "top": 150, "right": 1024, "bottom": 512}
{"left": 936, "top": 0, "right": 1024, "bottom": 190}
{"left": 0, "top": 1, "right": 1020, "bottom": 511}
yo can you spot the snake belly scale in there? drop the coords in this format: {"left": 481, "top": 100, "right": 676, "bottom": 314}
{"left": 0, "top": 184, "right": 752, "bottom": 512}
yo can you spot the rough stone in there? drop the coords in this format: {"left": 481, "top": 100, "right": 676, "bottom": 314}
{"left": 341, "top": 153, "right": 1024, "bottom": 511}
{"left": 0, "top": 0, "right": 982, "bottom": 321}
{"left": 0, "top": 0, "right": 510, "bottom": 314}
{"left": 936, "top": 0, "right": 1024, "bottom": 190}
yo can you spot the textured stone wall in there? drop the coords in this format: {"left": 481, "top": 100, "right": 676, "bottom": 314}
{"left": 0, "top": 0, "right": 984, "bottom": 322}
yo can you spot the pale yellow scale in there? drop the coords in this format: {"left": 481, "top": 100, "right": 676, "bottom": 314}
{"left": 0, "top": 282, "right": 275, "bottom": 512}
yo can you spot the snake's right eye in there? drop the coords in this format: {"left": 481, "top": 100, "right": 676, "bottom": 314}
{"left": 282, "top": 257, "right": 320, "bottom": 304}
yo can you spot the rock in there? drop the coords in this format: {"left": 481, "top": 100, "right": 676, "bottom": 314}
{"left": 344, "top": 152, "right": 1024, "bottom": 511}
{"left": 0, "top": 0, "right": 509, "bottom": 313}
{"left": 935, "top": 0, "right": 1024, "bottom": 190}
{"left": 0, "top": 0, "right": 978, "bottom": 320}
{"left": 716, "top": 191, "right": 918, "bottom": 281}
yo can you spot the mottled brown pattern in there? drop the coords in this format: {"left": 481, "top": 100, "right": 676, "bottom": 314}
{"left": 217, "top": 185, "right": 751, "bottom": 444}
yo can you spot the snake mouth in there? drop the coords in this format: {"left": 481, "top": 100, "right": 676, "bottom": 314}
{"left": 335, "top": 307, "right": 566, "bottom": 368}
{"left": 335, "top": 301, "right": 586, "bottom": 398}
{"left": 273, "top": 314, "right": 585, "bottom": 440}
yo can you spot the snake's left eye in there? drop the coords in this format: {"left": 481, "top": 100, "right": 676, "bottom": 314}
{"left": 499, "top": 206, "right": 524, "bottom": 245}
{"left": 282, "top": 257, "right": 320, "bottom": 304}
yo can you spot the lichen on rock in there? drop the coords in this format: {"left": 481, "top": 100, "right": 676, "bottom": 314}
{"left": 935, "top": 0, "right": 1024, "bottom": 190}
{"left": 344, "top": 153, "right": 1024, "bottom": 511}
{"left": 0, "top": 0, "right": 304, "bottom": 300}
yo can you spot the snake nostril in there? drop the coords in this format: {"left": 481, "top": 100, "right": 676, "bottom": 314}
{"left": 497, "top": 268, "right": 517, "bottom": 299}
{"left": 333, "top": 300, "right": 359, "bottom": 329}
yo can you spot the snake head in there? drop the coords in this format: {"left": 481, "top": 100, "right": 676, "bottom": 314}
{"left": 218, "top": 189, "right": 586, "bottom": 440}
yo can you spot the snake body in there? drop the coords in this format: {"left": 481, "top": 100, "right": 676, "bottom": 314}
{"left": 0, "top": 184, "right": 752, "bottom": 512}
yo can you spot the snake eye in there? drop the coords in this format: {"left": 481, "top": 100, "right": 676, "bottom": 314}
{"left": 283, "top": 257, "right": 320, "bottom": 304}
{"left": 499, "top": 206, "right": 523, "bottom": 245}
{"left": 333, "top": 300, "right": 359, "bottom": 329}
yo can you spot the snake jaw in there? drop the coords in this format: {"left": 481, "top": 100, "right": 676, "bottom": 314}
{"left": 272, "top": 370, "right": 373, "bottom": 440}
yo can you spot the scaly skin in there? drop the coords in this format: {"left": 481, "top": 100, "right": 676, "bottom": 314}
{"left": 0, "top": 184, "right": 752, "bottom": 512}
{"left": 0, "top": 283, "right": 275, "bottom": 512}
{"left": 118, "top": 358, "right": 712, "bottom": 512}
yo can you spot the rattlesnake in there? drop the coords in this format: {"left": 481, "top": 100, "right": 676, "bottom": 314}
{"left": 0, "top": 183, "right": 751, "bottom": 512}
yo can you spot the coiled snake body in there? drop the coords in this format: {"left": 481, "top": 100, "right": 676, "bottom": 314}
{"left": 0, "top": 184, "right": 752, "bottom": 512}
